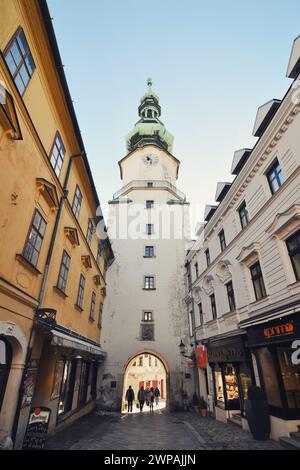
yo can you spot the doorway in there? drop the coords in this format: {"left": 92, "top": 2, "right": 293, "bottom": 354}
{"left": 122, "top": 351, "right": 168, "bottom": 413}
{"left": 0, "top": 337, "right": 12, "bottom": 413}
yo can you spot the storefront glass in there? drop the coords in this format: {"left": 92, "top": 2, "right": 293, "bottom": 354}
{"left": 277, "top": 346, "right": 300, "bottom": 409}
{"left": 214, "top": 366, "right": 225, "bottom": 403}
{"left": 239, "top": 363, "right": 252, "bottom": 401}
{"left": 78, "top": 360, "right": 90, "bottom": 406}
{"left": 256, "top": 347, "right": 282, "bottom": 407}
{"left": 224, "top": 364, "right": 240, "bottom": 410}
{"left": 58, "top": 359, "right": 76, "bottom": 416}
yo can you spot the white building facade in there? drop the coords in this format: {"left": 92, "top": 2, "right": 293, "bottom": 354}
{"left": 100, "top": 81, "right": 193, "bottom": 411}
{"left": 186, "top": 37, "right": 300, "bottom": 442}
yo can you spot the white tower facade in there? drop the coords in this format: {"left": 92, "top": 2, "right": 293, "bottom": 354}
{"left": 100, "top": 81, "right": 192, "bottom": 411}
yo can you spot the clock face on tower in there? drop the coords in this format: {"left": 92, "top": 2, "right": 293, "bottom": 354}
{"left": 142, "top": 154, "right": 159, "bottom": 166}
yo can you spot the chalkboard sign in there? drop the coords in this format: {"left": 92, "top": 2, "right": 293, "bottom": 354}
{"left": 22, "top": 406, "right": 51, "bottom": 450}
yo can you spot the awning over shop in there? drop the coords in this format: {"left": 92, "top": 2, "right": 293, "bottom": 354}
{"left": 51, "top": 329, "right": 106, "bottom": 357}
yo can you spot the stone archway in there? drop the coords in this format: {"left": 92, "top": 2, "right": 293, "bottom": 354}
{"left": 122, "top": 349, "right": 170, "bottom": 413}
{"left": 0, "top": 321, "right": 27, "bottom": 447}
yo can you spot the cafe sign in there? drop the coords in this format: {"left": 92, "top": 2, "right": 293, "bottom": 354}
{"left": 207, "top": 338, "right": 246, "bottom": 363}
{"left": 247, "top": 314, "right": 300, "bottom": 347}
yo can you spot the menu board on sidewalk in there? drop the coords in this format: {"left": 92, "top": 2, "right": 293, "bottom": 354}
{"left": 22, "top": 406, "right": 51, "bottom": 450}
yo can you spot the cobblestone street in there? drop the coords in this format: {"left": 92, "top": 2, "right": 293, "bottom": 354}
{"left": 45, "top": 411, "right": 284, "bottom": 450}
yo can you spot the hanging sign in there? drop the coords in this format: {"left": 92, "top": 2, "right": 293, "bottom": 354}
{"left": 195, "top": 346, "right": 207, "bottom": 369}
{"left": 22, "top": 406, "right": 51, "bottom": 450}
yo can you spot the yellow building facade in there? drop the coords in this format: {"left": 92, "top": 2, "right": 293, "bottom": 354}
{"left": 0, "top": 0, "right": 113, "bottom": 449}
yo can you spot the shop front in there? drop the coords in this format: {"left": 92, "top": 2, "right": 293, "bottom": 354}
{"left": 206, "top": 333, "right": 254, "bottom": 425}
{"left": 245, "top": 313, "right": 300, "bottom": 439}
{"left": 15, "top": 327, "right": 106, "bottom": 448}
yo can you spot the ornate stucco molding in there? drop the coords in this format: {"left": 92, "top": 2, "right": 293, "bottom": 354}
{"left": 236, "top": 242, "right": 261, "bottom": 266}
{"left": 266, "top": 203, "right": 300, "bottom": 239}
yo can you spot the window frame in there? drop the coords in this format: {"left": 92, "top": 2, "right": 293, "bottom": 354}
{"left": 210, "top": 293, "right": 217, "bottom": 320}
{"left": 144, "top": 276, "right": 155, "bottom": 290}
{"left": 23, "top": 209, "right": 47, "bottom": 267}
{"left": 86, "top": 219, "right": 94, "bottom": 246}
{"left": 145, "top": 245, "right": 154, "bottom": 258}
{"left": 238, "top": 201, "right": 249, "bottom": 229}
{"left": 205, "top": 248, "right": 211, "bottom": 267}
{"left": 4, "top": 27, "right": 36, "bottom": 96}
{"left": 198, "top": 302, "right": 204, "bottom": 326}
{"left": 146, "top": 200, "right": 154, "bottom": 209}
{"left": 250, "top": 261, "right": 267, "bottom": 301}
{"left": 76, "top": 274, "right": 85, "bottom": 309}
{"left": 146, "top": 224, "right": 154, "bottom": 235}
{"left": 195, "top": 262, "right": 199, "bottom": 279}
{"left": 226, "top": 280, "right": 236, "bottom": 312}
{"left": 98, "top": 302, "right": 103, "bottom": 328}
{"left": 286, "top": 230, "right": 300, "bottom": 282}
{"left": 72, "top": 185, "right": 83, "bottom": 219}
{"left": 219, "top": 229, "right": 226, "bottom": 252}
{"left": 266, "top": 159, "right": 284, "bottom": 195}
{"left": 89, "top": 292, "right": 96, "bottom": 321}
{"left": 142, "top": 311, "right": 153, "bottom": 322}
{"left": 57, "top": 250, "right": 71, "bottom": 293}
{"left": 49, "top": 132, "right": 66, "bottom": 177}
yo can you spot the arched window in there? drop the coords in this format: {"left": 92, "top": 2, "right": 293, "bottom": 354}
{"left": 0, "top": 338, "right": 12, "bottom": 412}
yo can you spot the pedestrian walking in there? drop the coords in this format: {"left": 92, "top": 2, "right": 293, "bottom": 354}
{"left": 154, "top": 386, "right": 160, "bottom": 406}
{"left": 137, "top": 386, "right": 145, "bottom": 412}
{"left": 145, "top": 386, "right": 151, "bottom": 407}
{"left": 149, "top": 387, "right": 155, "bottom": 412}
{"left": 125, "top": 385, "right": 135, "bottom": 412}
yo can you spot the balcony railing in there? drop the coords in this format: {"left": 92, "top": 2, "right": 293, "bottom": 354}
{"left": 113, "top": 180, "right": 186, "bottom": 201}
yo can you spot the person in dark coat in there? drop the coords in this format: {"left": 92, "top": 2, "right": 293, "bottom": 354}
{"left": 137, "top": 386, "right": 146, "bottom": 412}
{"left": 149, "top": 387, "right": 155, "bottom": 412}
{"left": 154, "top": 387, "right": 160, "bottom": 406}
{"left": 125, "top": 385, "right": 135, "bottom": 412}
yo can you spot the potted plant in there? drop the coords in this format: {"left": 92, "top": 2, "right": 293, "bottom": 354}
{"left": 245, "top": 385, "right": 270, "bottom": 440}
{"left": 199, "top": 396, "right": 207, "bottom": 417}
{"left": 192, "top": 393, "right": 200, "bottom": 412}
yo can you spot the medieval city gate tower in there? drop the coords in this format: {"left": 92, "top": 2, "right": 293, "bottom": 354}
{"left": 100, "top": 80, "right": 192, "bottom": 411}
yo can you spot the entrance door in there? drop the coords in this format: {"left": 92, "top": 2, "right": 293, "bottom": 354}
{"left": 0, "top": 338, "right": 12, "bottom": 412}
{"left": 58, "top": 359, "right": 76, "bottom": 417}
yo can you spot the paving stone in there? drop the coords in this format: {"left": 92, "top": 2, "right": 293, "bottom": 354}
{"left": 44, "top": 410, "right": 284, "bottom": 450}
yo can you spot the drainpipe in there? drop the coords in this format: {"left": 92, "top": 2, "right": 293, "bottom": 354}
{"left": 11, "top": 152, "right": 84, "bottom": 448}
{"left": 186, "top": 261, "right": 201, "bottom": 400}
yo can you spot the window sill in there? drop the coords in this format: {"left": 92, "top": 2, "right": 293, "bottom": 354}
{"left": 16, "top": 253, "right": 42, "bottom": 276}
{"left": 53, "top": 285, "right": 68, "bottom": 298}
{"left": 97, "top": 323, "right": 102, "bottom": 330}
{"left": 142, "top": 288, "right": 156, "bottom": 291}
{"left": 143, "top": 256, "right": 156, "bottom": 258}
{"left": 89, "top": 317, "right": 95, "bottom": 323}
{"left": 249, "top": 295, "right": 269, "bottom": 307}
{"left": 74, "top": 304, "right": 84, "bottom": 312}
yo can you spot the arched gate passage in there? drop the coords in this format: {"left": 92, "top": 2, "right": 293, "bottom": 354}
{"left": 122, "top": 349, "right": 170, "bottom": 413}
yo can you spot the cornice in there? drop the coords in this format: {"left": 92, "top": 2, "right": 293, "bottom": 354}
{"left": 204, "top": 85, "right": 300, "bottom": 238}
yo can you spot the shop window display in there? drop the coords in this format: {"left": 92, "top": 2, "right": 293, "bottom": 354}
{"left": 277, "top": 346, "right": 300, "bottom": 409}
{"left": 214, "top": 366, "right": 225, "bottom": 403}
{"left": 256, "top": 347, "right": 282, "bottom": 408}
{"left": 224, "top": 365, "right": 240, "bottom": 409}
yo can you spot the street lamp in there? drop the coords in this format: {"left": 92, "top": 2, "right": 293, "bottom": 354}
{"left": 179, "top": 340, "right": 192, "bottom": 359}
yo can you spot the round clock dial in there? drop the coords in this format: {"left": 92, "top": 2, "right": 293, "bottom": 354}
{"left": 142, "top": 154, "right": 159, "bottom": 166}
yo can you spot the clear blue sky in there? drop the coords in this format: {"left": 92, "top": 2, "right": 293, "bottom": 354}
{"left": 48, "top": 0, "right": 300, "bottom": 232}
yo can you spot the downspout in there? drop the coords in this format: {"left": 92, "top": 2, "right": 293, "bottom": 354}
{"left": 11, "top": 153, "right": 84, "bottom": 448}
{"left": 187, "top": 261, "right": 201, "bottom": 399}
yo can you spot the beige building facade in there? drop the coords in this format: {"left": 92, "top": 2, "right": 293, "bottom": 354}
{"left": 185, "top": 36, "right": 300, "bottom": 443}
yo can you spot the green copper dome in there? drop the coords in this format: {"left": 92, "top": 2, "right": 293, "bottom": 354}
{"left": 126, "top": 79, "right": 174, "bottom": 153}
